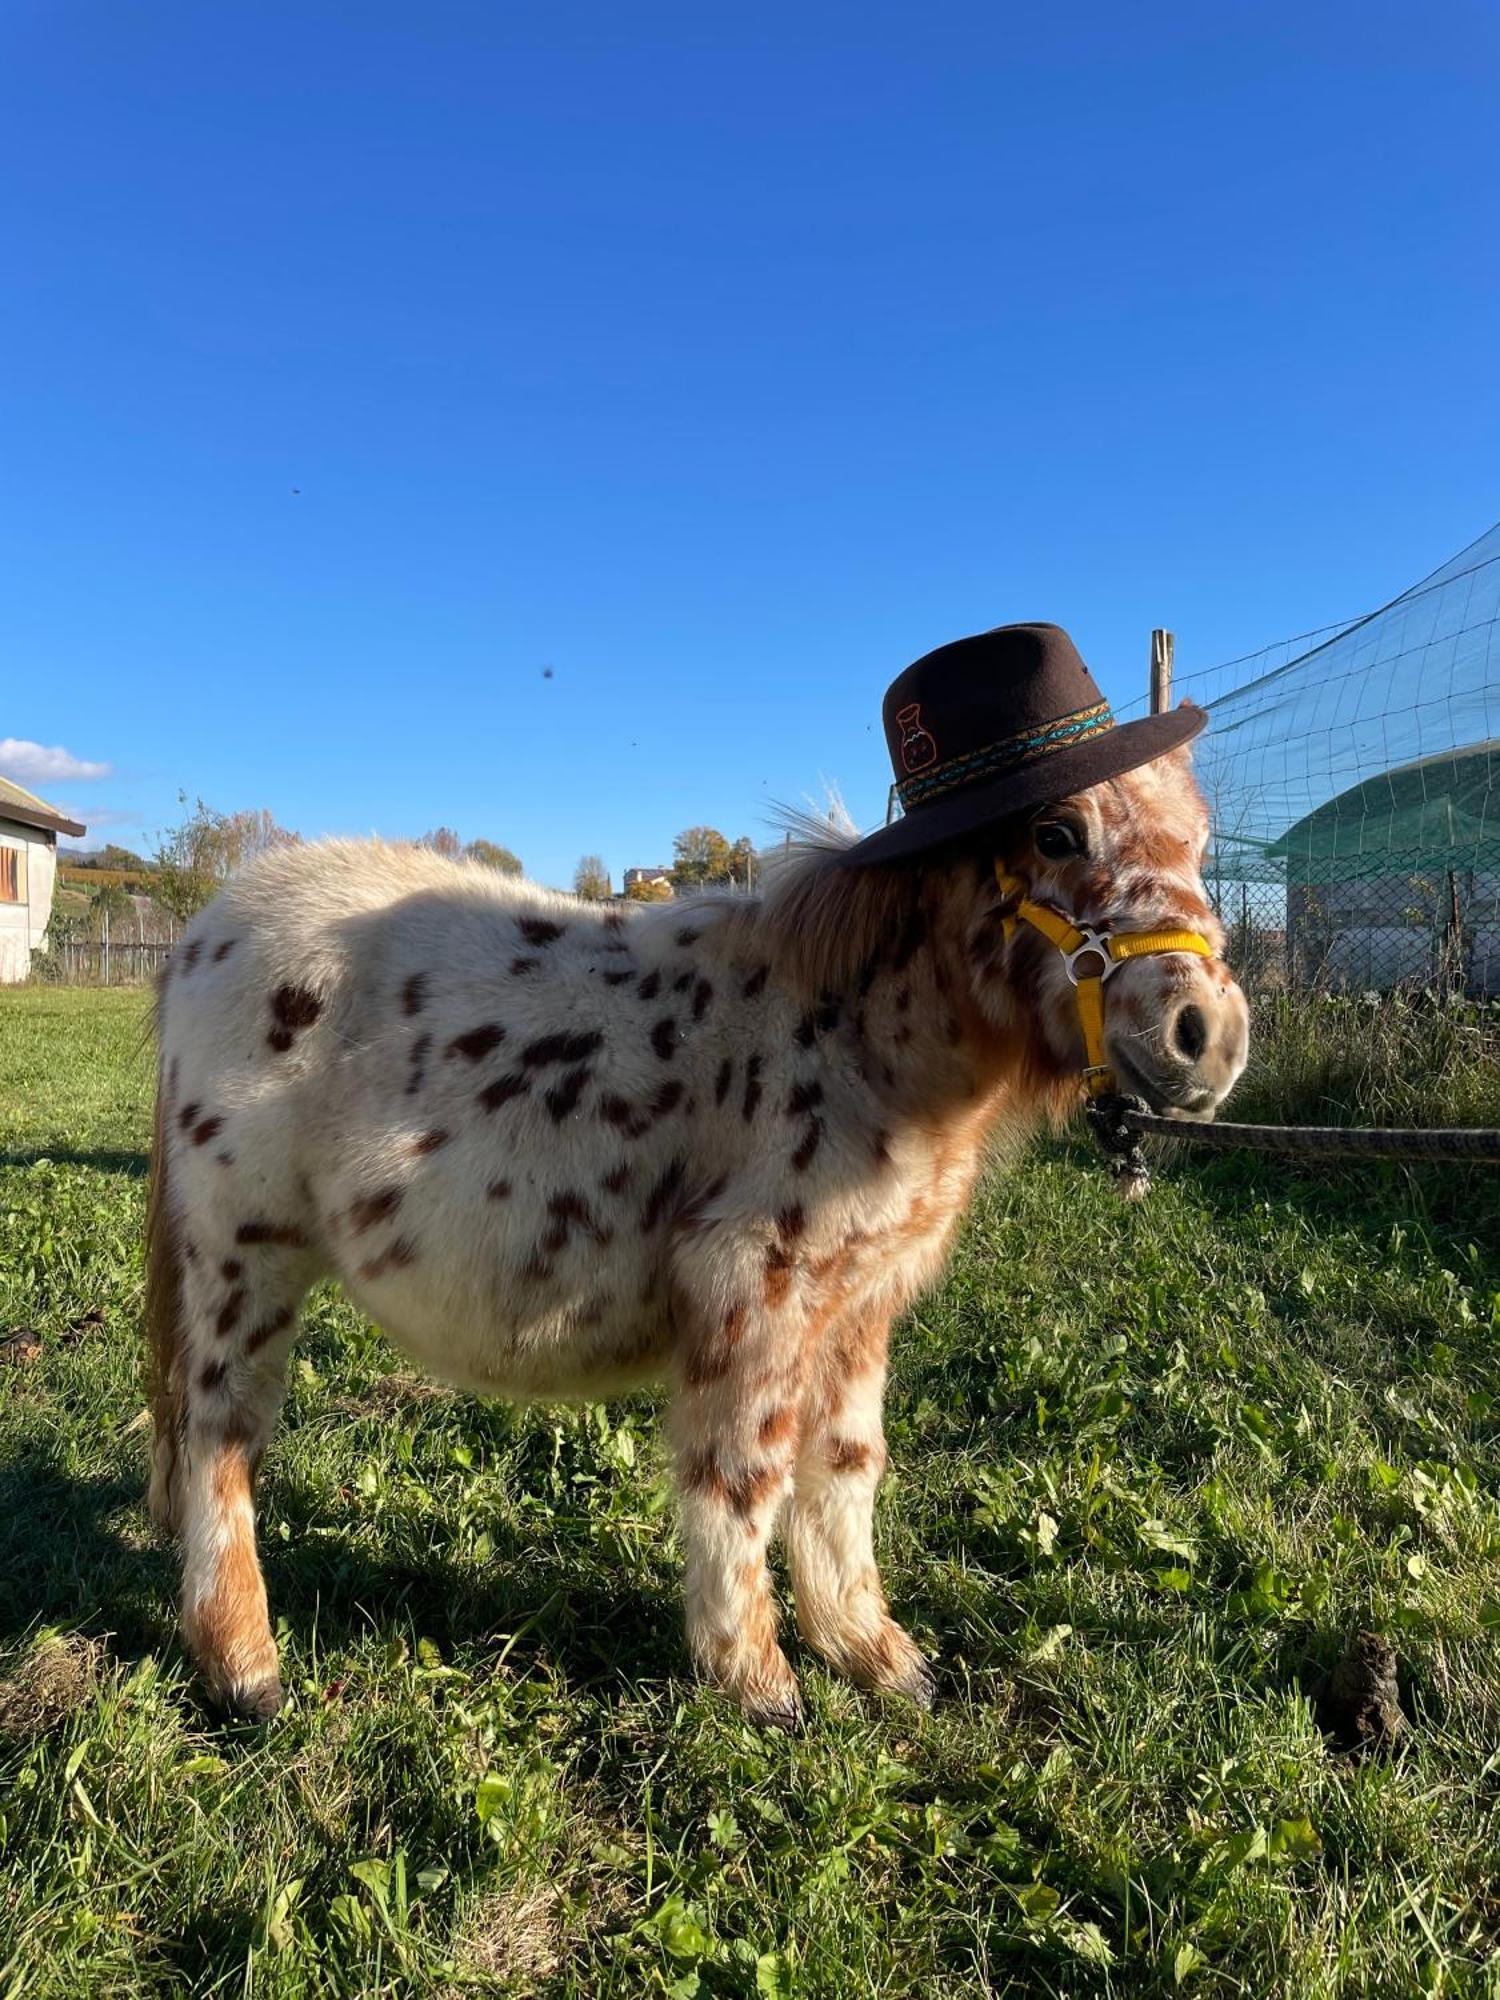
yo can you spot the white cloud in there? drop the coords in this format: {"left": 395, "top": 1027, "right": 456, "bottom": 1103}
{"left": 0, "top": 738, "right": 113, "bottom": 785}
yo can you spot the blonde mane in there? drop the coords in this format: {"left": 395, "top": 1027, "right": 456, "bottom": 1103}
{"left": 711, "top": 807, "right": 928, "bottom": 998}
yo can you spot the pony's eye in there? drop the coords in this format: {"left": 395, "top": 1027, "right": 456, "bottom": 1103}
{"left": 1034, "top": 821, "right": 1082, "bottom": 861}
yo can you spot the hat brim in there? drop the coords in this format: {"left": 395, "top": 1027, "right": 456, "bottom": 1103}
{"left": 841, "top": 703, "right": 1208, "bottom": 868}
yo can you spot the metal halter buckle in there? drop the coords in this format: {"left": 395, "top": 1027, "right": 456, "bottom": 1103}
{"left": 1060, "top": 931, "right": 1119, "bottom": 986}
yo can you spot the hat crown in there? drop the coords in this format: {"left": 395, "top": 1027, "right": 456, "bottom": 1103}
{"left": 882, "top": 623, "right": 1110, "bottom": 794}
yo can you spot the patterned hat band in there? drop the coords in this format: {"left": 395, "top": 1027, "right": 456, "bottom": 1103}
{"left": 896, "top": 700, "right": 1114, "bottom": 810}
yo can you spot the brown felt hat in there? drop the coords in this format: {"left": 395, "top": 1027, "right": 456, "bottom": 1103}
{"left": 843, "top": 621, "right": 1206, "bottom": 867}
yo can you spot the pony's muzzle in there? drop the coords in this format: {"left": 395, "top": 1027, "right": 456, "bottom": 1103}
{"left": 1106, "top": 956, "right": 1249, "bottom": 1119}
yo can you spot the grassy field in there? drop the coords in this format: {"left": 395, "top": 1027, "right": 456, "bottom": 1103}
{"left": 3, "top": 985, "right": 1500, "bottom": 1998}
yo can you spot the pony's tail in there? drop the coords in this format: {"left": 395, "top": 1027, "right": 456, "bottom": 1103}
{"left": 145, "top": 990, "right": 185, "bottom": 1535}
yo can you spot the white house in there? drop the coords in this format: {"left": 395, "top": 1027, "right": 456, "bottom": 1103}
{"left": 0, "top": 774, "right": 86, "bottom": 982}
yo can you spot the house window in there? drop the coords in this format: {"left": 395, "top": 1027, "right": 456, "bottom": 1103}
{"left": 0, "top": 846, "right": 26, "bottom": 904}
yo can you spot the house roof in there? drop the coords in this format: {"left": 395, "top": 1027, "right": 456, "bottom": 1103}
{"left": 1268, "top": 739, "right": 1499, "bottom": 880}
{"left": 0, "top": 773, "right": 87, "bottom": 839}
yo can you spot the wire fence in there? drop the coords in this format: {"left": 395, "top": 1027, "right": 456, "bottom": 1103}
{"left": 1132, "top": 521, "right": 1500, "bottom": 998}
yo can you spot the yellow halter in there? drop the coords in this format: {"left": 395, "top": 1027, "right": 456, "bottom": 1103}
{"left": 993, "top": 861, "right": 1217, "bottom": 1098}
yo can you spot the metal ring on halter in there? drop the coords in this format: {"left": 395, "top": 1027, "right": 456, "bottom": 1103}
{"left": 1059, "top": 935, "right": 1119, "bottom": 986}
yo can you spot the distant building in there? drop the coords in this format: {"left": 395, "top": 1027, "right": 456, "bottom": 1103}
{"left": 1271, "top": 742, "right": 1499, "bottom": 994}
{"left": 622, "top": 866, "right": 674, "bottom": 897}
{"left": 0, "top": 775, "right": 87, "bottom": 982}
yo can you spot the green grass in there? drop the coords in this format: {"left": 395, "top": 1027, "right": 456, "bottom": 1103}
{"left": 3, "top": 986, "right": 1500, "bottom": 1998}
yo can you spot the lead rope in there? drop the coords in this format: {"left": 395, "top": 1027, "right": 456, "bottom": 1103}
{"left": 993, "top": 861, "right": 1221, "bottom": 1200}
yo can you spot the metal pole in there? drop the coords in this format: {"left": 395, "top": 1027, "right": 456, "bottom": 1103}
{"left": 1150, "top": 629, "right": 1174, "bottom": 714}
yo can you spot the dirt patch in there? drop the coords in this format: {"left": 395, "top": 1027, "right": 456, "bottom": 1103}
{"left": 455, "top": 1881, "right": 563, "bottom": 1989}
{"left": 0, "top": 1633, "right": 105, "bottom": 1738}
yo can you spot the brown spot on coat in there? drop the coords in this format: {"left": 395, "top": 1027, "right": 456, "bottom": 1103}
{"left": 601, "top": 1160, "right": 632, "bottom": 1195}
{"left": 215, "top": 1289, "right": 246, "bottom": 1338}
{"left": 602, "top": 969, "right": 632, "bottom": 986}
{"left": 518, "top": 917, "right": 564, "bottom": 947}
{"left": 272, "top": 984, "right": 322, "bottom": 1031}
{"left": 213, "top": 939, "right": 235, "bottom": 963}
{"left": 692, "top": 978, "right": 713, "bottom": 1021}
{"left": 402, "top": 973, "right": 428, "bottom": 1015}
{"left": 764, "top": 1240, "right": 795, "bottom": 1307}
{"left": 759, "top": 1405, "right": 800, "bottom": 1450}
{"left": 178, "top": 1101, "right": 202, "bottom": 1132}
{"left": 651, "top": 1018, "right": 679, "bottom": 1060}
{"left": 675, "top": 927, "right": 700, "bottom": 946}
{"left": 641, "top": 1156, "right": 687, "bottom": 1232}
{"left": 190, "top": 1115, "right": 224, "bottom": 1147}
{"left": 714, "top": 1058, "right": 733, "bottom": 1106}
{"left": 487, "top": 1178, "right": 512, "bottom": 1201}
{"left": 199, "top": 1359, "right": 228, "bottom": 1393}
{"left": 447, "top": 1023, "right": 506, "bottom": 1062}
{"left": 827, "top": 1439, "right": 872, "bottom": 1475}
{"left": 411, "top": 1128, "right": 450, "bottom": 1155}
{"left": 405, "top": 1032, "right": 432, "bottom": 1094}
{"left": 742, "top": 964, "right": 769, "bottom": 1000}
{"left": 181, "top": 939, "right": 202, "bottom": 971}
{"left": 681, "top": 1448, "right": 784, "bottom": 1519}
{"left": 510, "top": 956, "right": 539, "bottom": 975}
{"left": 777, "top": 1203, "right": 806, "bottom": 1241}
{"left": 236, "top": 1220, "right": 308, "bottom": 1247}
{"left": 786, "top": 1079, "right": 823, "bottom": 1116}
{"left": 542, "top": 1190, "right": 613, "bottom": 1252}
{"left": 792, "top": 1121, "right": 824, "bottom": 1172}
{"left": 348, "top": 1188, "right": 403, "bottom": 1234}
{"left": 478, "top": 1072, "right": 531, "bottom": 1112}
{"left": 683, "top": 1303, "right": 747, "bottom": 1389}
{"left": 741, "top": 1055, "right": 763, "bottom": 1122}
{"left": 358, "top": 1239, "right": 416, "bottom": 1281}
{"left": 637, "top": 969, "right": 661, "bottom": 1001}
{"left": 245, "top": 1306, "right": 294, "bottom": 1355}
{"left": 220, "top": 1259, "right": 243, "bottom": 1282}
{"left": 522, "top": 1029, "right": 604, "bottom": 1068}
{"left": 544, "top": 1067, "right": 592, "bottom": 1121}
{"left": 650, "top": 1079, "right": 685, "bottom": 1119}
{"left": 672, "top": 970, "right": 693, "bottom": 994}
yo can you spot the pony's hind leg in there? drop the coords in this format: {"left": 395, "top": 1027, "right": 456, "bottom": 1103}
{"left": 161, "top": 1215, "right": 314, "bottom": 1718}
{"left": 670, "top": 1242, "right": 811, "bottom": 1729}
{"left": 784, "top": 1312, "right": 935, "bottom": 1707}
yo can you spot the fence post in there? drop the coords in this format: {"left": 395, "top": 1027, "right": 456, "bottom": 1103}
{"left": 1150, "top": 629, "right": 1174, "bottom": 714}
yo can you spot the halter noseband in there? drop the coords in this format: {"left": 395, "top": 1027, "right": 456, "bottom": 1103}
{"left": 993, "top": 861, "right": 1217, "bottom": 1098}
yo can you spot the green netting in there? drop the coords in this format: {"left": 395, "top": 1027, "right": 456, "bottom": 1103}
{"left": 1164, "top": 521, "right": 1500, "bottom": 992}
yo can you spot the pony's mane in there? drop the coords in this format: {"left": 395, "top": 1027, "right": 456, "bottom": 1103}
{"left": 713, "top": 804, "right": 926, "bottom": 998}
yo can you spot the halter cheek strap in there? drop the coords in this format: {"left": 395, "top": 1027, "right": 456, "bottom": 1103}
{"left": 993, "top": 862, "right": 1217, "bottom": 1098}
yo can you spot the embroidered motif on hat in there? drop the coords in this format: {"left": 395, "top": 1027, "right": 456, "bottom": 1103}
{"left": 895, "top": 703, "right": 937, "bottom": 774}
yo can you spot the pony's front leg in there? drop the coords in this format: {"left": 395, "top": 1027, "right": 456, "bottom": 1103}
{"left": 669, "top": 1250, "right": 811, "bottom": 1730}
{"left": 784, "top": 1312, "right": 935, "bottom": 1707}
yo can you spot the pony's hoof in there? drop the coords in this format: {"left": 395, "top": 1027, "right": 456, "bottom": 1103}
{"left": 894, "top": 1655, "right": 939, "bottom": 1711}
{"left": 217, "top": 1671, "right": 284, "bottom": 1722}
{"left": 199, "top": 1652, "right": 284, "bottom": 1722}
{"left": 747, "top": 1687, "right": 805, "bottom": 1735}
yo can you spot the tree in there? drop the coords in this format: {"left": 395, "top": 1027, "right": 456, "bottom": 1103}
{"left": 728, "top": 836, "right": 756, "bottom": 888}
{"left": 671, "top": 826, "right": 733, "bottom": 888}
{"left": 153, "top": 797, "right": 298, "bottom": 923}
{"left": 420, "top": 827, "right": 463, "bottom": 859}
{"left": 100, "top": 844, "right": 150, "bottom": 873}
{"left": 466, "top": 839, "right": 523, "bottom": 876}
{"left": 574, "top": 854, "right": 611, "bottom": 901}
{"left": 626, "top": 876, "right": 674, "bottom": 903}
{"left": 89, "top": 880, "right": 135, "bottom": 938}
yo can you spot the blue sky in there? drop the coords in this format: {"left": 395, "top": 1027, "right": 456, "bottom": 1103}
{"left": 4, "top": 1, "right": 1496, "bottom": 887}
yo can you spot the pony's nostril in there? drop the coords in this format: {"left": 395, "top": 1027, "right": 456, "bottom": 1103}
{"left": 1174, "top": 1004, "right": 1207, "bottom": 1063}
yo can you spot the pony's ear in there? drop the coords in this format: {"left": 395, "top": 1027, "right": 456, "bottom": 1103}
{"left": 1164, "top": 707, "right": 1200, "bottom": 769}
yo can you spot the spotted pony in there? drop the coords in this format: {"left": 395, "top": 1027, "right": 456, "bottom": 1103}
{"left": 147, "top": 750, "right": 1247, "bottom": 1726}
